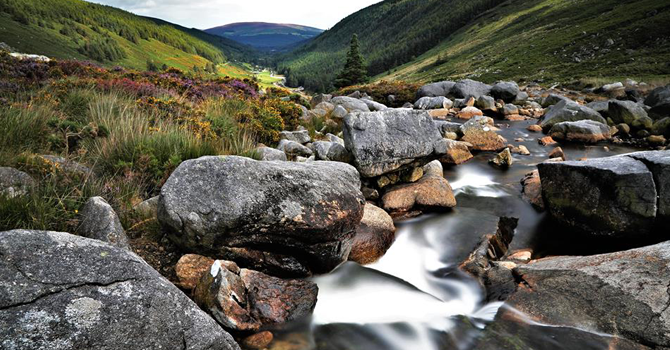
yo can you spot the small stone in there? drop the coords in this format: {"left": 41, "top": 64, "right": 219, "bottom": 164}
{"left": 548, "top": 147, "right": 566, "bottom": 161}
{"left": 241, "top": 331, "right": 273, "bottom": 350}
{"left": 458, "top": 106, "right": 484, "bottom": 120}
{"left": 489, "top": 148, "right": 513, "bottom": 168}
{"left": 538, "top": 136, "right": 558, "bottom": 146}
{"left": 349, "top": 203, "right": 396, "bottom": 265}
{"left": 648, "top": 135, "right": 667, "bottom": 146}
{"left": 175, "top": 254, "right": 215, "bottom": 290}
{"left": 400, "top": 167, "right": 424, "bottom": 183}
{"left": 527, "top": 125, "right": 542, "bottom": 132}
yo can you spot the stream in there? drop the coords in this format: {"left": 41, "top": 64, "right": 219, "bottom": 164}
{"left": 273, "top": 119, "right": 643, "bottom": 350}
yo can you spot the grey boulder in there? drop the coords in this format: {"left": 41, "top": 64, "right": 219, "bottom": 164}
{"left": 158, "top": 156, "right": 365, "bottom": 277}
{"left": 645, "top": 86, "right": 670, "bottom": 118}
{"left": 342, "top": 109, "right": 448, "bottom": 178}
{"left": 451, "top": 79, "right": 492, "bottom": 99}
{"left": 540, "top": 100, "right": 606, "bottom": 131}
{"left": 416, "top": 81, "right": 455, "bottom": 98}
{"left": 278, "top": 139, "right": 313, "bottom": 158}
{"left": 491, "top": 81, "right": 520, "bottom": 103}
{"left": 413, "top": 96, "right": 453, "bottom": 110}
{"left": 361, "top": 99, "right": 388, "bottom": 111}
{"left": 0, "top": 167, "right": 34, "bottom": 198}
{"left": 256, "top": 146, "right": 288, "bottom": 161}
{"left": 608, "top": 100, "right": 651, "bottom": 126}
{"left": 0, "top": 229, "right": 239, "bottom": 350}
{"left": 331, "top": 96, "right": 370, "bottom": 113}
{"left": 77, "top": 197, "right": 130, "bottom": 249}
{"left": 548, "top": 120, "right": 612, "bottom": 143}
{"left": 279, "top": 130, "right": 311, "bottom": 144}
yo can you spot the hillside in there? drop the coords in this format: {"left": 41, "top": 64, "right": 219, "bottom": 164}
{"left": 279, "top": 0, "right": 670, "bottom": 92}
{"left": 276, "top": 0, "right": 505, "bottom": 92}
{"left": 379, "top": 0, "right": 670, "bottom": 85}
{"left": 0, "top": 0, "right": 255, "bottom": 72}
{"left": 206, "top": 22, "right": 323, "bottom": 51}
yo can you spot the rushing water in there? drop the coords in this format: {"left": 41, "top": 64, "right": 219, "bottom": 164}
{"left": 273, "top": 119, "right": 643, "bottom": 350}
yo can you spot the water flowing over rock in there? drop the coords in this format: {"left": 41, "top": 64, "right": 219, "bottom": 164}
{"left": 509, "top": 241, "right": 670, "bottom": 348}
{"left": 342, "top": 109, "right": 448, "bottom": 178}
{"left": 0, "top": 229, "right": 240, "bottom": 350}
{"left": 158, "top": 156, "right": 365, "bottom": 277}
{"left": 194, "top": 260, "right": 317, "bottom": 332}
{"left": 0, "top": 167, "right": 34, "bottom": 198}
{"left": 538, "top": 150, "right": 669, "bottom": 236}
{"left": 348, "top": 203, "right": 396, "bottom": 265}
{"left": 548, "top": 120, "right": 612, "bottom": 143}
{"left": 77, "top": 196, "right": 130, "bottom": 249}
{"left": 540, "top": 100, "right": 606, "bottom": 131}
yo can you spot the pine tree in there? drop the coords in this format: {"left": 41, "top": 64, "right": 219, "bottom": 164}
{"left": 334, "top": 34, "right": 368, "bottom": 89}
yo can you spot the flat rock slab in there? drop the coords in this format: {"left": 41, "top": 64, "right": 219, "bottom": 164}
{"left": 0, "top": 229, "right": 239, "bottom": 350}
{"left": 158, "top": 156, "right": 365, "bottom": 277}
{"left": 343, "top": 109, "right": 448, "bottom": 178}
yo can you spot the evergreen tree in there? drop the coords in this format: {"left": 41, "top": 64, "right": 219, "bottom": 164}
{"left": 334, "top": 34, "right": 368, "bottom": 89}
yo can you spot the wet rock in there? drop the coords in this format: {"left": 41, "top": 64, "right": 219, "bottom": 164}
{"left": 489, "top": 148, "right": 513, "bottom": 168}
{"left": 491, "top": 81, "right": 520, "bottom": 103}
{"left": 242, "top": 331, "right": 274, "bottom": 350}
{"left": 527, "top": 124, "right": 542, "bottom": 132}
{"left": 520, "top": 171, "right": 543, "bottom": 212}
{"left": 548, "top": 147, "right": 566, "bottom": 161}
{"left": 176, "top": 254, "right": 215, "bottom": 290}
{"left": 540, "top": 100, "right": 606, "bottom": 131}
{"left": 256, "top": 146, "right": 288, "bottom": 161}
{"left": 510, "top": 145, "right": 530, "bottom": 156}
{"left": 627, "top": 151, "right": 670, "bottom": 222}
{"left": 416, "top": 81, "right": 455, "bottom": 98}
{"left": 441, "top": 139, "right": 474, "bottom": 165}
{"left": 348, "top": 203, "right": 396, "bottom": 265}
{"left": 331, "top": 96, "right": 370, "bottom": 113}
{"left": 158, "top": 156, "right": 365, "bottom": 277}
{"left": 541, "top": 93, "right": 572, "bottom": 108}
{"left": 538, "top": 136, "right": 558, "bottom": 146}
{"left": 0, "top": 229, "right": 239, "bottom": 350}
{"left": 381, "top": 167, "right": 456, "bottom": 216}
{"left": 278, "top": 140, "right": 313, "bottom": 158}
{"left": 280, "top": 130, "right": 311, "bottom": 145}
{"left": 77, "top": 197, "right": 130, "bottom": 249}
{"left": 414, "top": 96, "right": 453, "bottom": 110}
{"left": 460, "top": 117, "right": 507, "bottom": 151}
{"left": 0, "top": 167, "right": 34, "bottom": 198}
{"left": 457, "top": 106, "right": 484, "bottom": 120}
{"left": 452, "top": 79, "right": 492, "bottom": 99}
{"left": 609, "top": 100, "right": 650, "bottom": 127}
{"left": 537, "top": 152, "right": 668, "bottom": 236}
{"left": 648, "top": 135, "right": 666, "bottom": 146}
{"left": 342, "top": 109, "right": 448, "bottom": 178}
{"left": 510, "top": 241, "right": 670, "bottom": 348}
{"left": 548, "top": 120, "right": 611, "bottom": 143}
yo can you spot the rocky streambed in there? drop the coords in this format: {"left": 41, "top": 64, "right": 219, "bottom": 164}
{"left": 1, "top": 79, "right": 670, "bottom": 350}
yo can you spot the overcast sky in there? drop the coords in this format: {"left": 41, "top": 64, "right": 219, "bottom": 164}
{"left": 86, "top": 0, "right": 381, "bottom": 30}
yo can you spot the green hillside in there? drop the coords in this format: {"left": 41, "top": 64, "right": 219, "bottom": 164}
{"left": 276, "top": 0, "right": 505, "bottom": 92}
{"left": 0, "top": 0, "right": 255, "bottom": 72}
{"left": 379, "top": 0, "right": 670, "bottom": 85}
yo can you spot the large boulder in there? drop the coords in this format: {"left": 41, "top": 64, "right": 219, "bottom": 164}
{"left": 451, "top": 79, "right": 492, "bottom": 99}
{"left": 490, "top": 81, "right": 520, "bottom": 103}
{"left": 194, "top": 260, "right": 317, "bottom": 332}
{"left": 0, "top": 167, "right": 34, "bottom": 198}
{"left": 348, "top": 203, "right": 396, "bottom": 265}
{"left": 541, "top": 93, "right": 572, "bottom": 108}
{"left": 416, "top": 81, "right": 455, "bottom": 98}
{"left": 537, "top": 151, "right": 670, "bottom": 236}
{"left": 331, "top": 96, "right": 370, "bottom": 113}
{"left": 77, "top": 196, "right": 130, "bottom": 249}
{"left": 342, "top": 109, "right": 448, "bottom": 178}
{"left": 158, "top": 156, "right": 365, "bottom": 277}
{"left": 460, "top": 117, "right": 507, "bottom": 151}
{"left": 413, "top": 96, "right": 453, "bottom": 110}
{"left": 645, "top": 86, "right": 670, "bottom": 118}
{"left": 0, "top": 229, "right": 239, "bottom": 350}
{"left": 509, "top": 241, "right": 670, "bottom": 348}
{"left": 548, "top": 120, "right": 612, "bottom": 143}
{"left": 540, "top": 100, "right": 607, "bottom": 131}
{"left": 608, "top": 100, "right": 651, "bottom": 126}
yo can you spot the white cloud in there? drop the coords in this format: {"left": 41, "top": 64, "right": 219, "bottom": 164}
{"left": 86, "top": 0, "right": 382, "bottom": 30}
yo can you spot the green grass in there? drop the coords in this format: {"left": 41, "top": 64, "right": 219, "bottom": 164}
{"left": 376, "top": 0, "right": 670, "bottom": 85}
{"left": 255, "top": 70, "right": 285, "bottom": 90}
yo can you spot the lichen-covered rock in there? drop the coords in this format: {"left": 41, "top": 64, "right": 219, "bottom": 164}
{"left": 0, "top": 230, "right": 240, "bottom": 350}
{"left": 510, "top": 241, "right": 670, "bottom": 348}
{"left": 77, "top": 197, "right": 130, "bottom": 249}
{"left": 256, "top": 146, "right": 288, "bottom": 161}
{"left": 342, "top": 109, "right": 448, "bottom": 177}
{"left": 194, "top": 260, "right": 318, "bottom": 332}
{"left": 348, "top": 203, "right": 396, "bottom": 265}
{"left": 158, "top": 156, "right": 365, "bottom": 277}
{"left": 460, "top": 117, "right": 506, "bottom": 151}
{"left": 538, "top": 152, "right": 666, "bottom": 236}
{"left": 540, "top": 100, "right": 606, "bottom": 131}
{"left": 440, "top": 139, "right": 474, "bottom": 165}
{"left": 548, "top": 120, "right": 611, "bottom": 143}
{"left": 414, "top": 96, "right": 453, "bottom": 110}
{"left": 0, "top": 167, "right": 34, "bottom": 198}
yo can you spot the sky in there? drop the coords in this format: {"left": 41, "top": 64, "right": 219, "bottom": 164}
{"left": 86, "top": 0, "right": 382, "bottom": 30}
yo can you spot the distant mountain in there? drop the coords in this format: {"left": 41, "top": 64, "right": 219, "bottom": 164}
{"left": 0, "top": 0, "right": 255, "bottom": 72}
{"left": 206, "top": 22, "right": 323, "bottom": 51}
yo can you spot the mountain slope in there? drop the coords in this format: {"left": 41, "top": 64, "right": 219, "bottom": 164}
{"left": 379, "top": 0, "right": 670, "bottom": 85}
{"left": 277, "top": 0, "right": 505, "bottom": 92}
{"left": 206, "top": 22, "right": 323, "bottom": 51}
{"left": 0, "top": 0, "right": 255, "bottom": 72}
